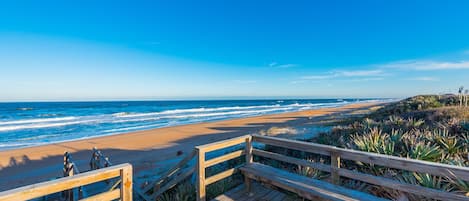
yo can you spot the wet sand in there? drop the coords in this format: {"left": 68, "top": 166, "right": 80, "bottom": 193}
{"left": 0, "top": 102, "right": 380, "bottom": 191}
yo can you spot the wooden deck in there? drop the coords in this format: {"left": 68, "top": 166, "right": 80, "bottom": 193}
{"left": 212, "top": 182, "right": 295, "bottom": 201}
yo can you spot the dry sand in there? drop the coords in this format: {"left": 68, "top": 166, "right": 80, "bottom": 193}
{"left": 0, "top": 102, "right": 380, "bottom": 191}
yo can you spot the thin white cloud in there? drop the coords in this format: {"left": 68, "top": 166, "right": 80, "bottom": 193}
{"left": 346, "top": 77, "right": 384, "bottom": 82}
{"left": 293, "top": 51, "right": 468, "bottom": 84}
{"left": 301, "top": 69, "right": 386, "bottom": 80}
{"left": 269, "top": 62, "right": 297, "bottom": 68}
{"left": 380, "top": 60, "right": 469, "bottom": 70}
{"left": 276, "top": 64, "right": 297, "bottom": 68}
{"left": 333, "top": 70, "right": 384, "bottom": 77}
{"left": 300, "top": 75, "right": 335, "bottom": 80}
{"left": 408, "top": 77, "right": 440, "bottom": 81}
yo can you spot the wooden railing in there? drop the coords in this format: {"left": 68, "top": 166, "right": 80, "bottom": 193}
{"left": 137, "top": 149, "right": 197, "bottom": 200}
{"left": 195, "top": 135, "right": 252, "bottom": 201}
{"left": 0, "top": 163, "right": 133, "bottom": 201}
{"left": 251, "top": 134, "right": 469, "bottom": 201}
{"left": 63, "top": 152, "right": 85, "bottom": 200}
{"left": 90, "top": 147, "right": 113, "bottom": 170}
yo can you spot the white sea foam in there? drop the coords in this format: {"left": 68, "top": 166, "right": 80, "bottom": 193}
{"left": 111, "top": 116, "right": 161, "bottom": 123}
{"left": 102, "top": 124, "right": 163, "bottom": 133}
{"left": 0, "top": 119, "right": 95, "bottom": 132}
{"left": 112, "top": 103, "right": 335, "bottom": 119}
{"left": 0, "top": 142, "right": 46, "bottom": 148}
{"left": 0, "top": 117, "right": 77, "bottom": 126}
{"left": 113, "top": 104, "right": 283, "bottom": 118}
{"left": 165, "top": 107, "right": 292, "bottom": 119}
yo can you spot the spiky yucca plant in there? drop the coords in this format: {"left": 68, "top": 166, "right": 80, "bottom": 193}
{"left": 409, "top": 142, "right": 442, "bottom": 162}
{"left": 352, "top": 127, "right": 395, "bottom": 155}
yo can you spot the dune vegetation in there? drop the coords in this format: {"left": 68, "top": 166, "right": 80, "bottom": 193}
{"left": 308, "top": 95, "right": 469, "bottom": 199}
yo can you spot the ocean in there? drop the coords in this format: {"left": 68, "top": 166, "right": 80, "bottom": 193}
{"left": 0, "top": 99, "right": 382, "bottom": 150}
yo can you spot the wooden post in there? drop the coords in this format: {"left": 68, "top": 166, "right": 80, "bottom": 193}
{"left": 244, "top": 136, "right": 253, "bottom": 194}
{"left": 120, "top": 165, "right": 133, "bottom": 201}
{"left": 331, "top": 151, "right": 341, "bottom": 185}
{"left": 196, "top": 148, "right": 206, "bottom": 201}
{"left": 63, "top": 152, "right": 74, "bottom": 201}
{"left": 90, "top": 147, "right": 98, "bottom": 170}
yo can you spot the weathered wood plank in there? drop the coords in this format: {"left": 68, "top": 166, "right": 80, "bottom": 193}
{"left": 245, "top": 136, "right": 253, "bottom": 164}
{"left": 244, "top": 136, "right": 253, "bottom": 193}
{"left": 196, "top": 135, "right": 250, "bottom": 152}
{"left": 239, "top": 184, "right": 271, "bottom": 201}
{"left": 252, "top": 149, "right": 331, "bottom": 172}
{"left": 213, "top": 184, "right": 246, "bottom": 201}
{"left": 262, "top": 190, "right": 284, "bottom": 201}
{"left": 331, "top": 151, "right": 341, "bottom": 185}
{"left": 253, "top": 135, "right": 332, "bottom": 156}
{"left": 79, "top": 189, "right": 120, "bottom": 201}
{"left": 0, "top": 163, "right": 131, "bottom": 201}
{"left": 197, "top": 148, "right": 206, "bottom": 201}
{"left": 211, "top": 183, "right": 287, "bottom": 201}
{"left": 205, "top": 150, "right": 245, "bottom": 167}
{"left": 338, "top": 149, "right": 469, "bottom": 181}
{"left": 206, "top": 167, "right": 240, "bottom": 185}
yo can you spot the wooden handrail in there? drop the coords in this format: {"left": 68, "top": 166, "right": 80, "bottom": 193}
{"left": 196, "top": 135, "right": 251, "bottom": 152}
{"left": 251, "top": 134, "right": 469, "bottom": 200}
{"left": 205, "top": 150, "right": 245, "bottom": 167}
{"left": 252, "top": 149, "right": 331, "bottom": 172}
{"left": 196, "top": 135, "right": 251, "bottom": 201}
{"left": 252, "top": 134, "right": 469, "bottom": 181}
{"left": 0, "top": 163, "right": 132, "bottom": 201}
{"left": 90, "top": 147, "right": 112, "bottom": 170}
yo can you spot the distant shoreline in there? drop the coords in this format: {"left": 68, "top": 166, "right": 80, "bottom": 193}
{"left": 0, "top": 102, "right": 382, "bottom": 191}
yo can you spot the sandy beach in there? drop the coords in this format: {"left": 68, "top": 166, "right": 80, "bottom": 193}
{"left": 0, "top": 102, "right": 380, "bottom": 191}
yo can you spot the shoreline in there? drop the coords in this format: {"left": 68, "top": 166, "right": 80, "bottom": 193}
{"left": 0, "top": 102, "right": 381, "bottom": 191}
{"left": 0, "top": 100, "right": 386, "bottom": 151}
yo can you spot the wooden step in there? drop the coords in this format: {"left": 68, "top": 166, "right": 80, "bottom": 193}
{"left": 241, "top": 163, "right": 389, "bottom": 201}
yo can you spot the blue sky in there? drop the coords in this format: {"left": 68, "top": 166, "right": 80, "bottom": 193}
{"left": 1, "top": 1, "right": 469, "bottom": 101}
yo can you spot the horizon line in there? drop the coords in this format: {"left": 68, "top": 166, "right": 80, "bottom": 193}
{"left": 0, "top": 96, "right": 399, "bottom": 103}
